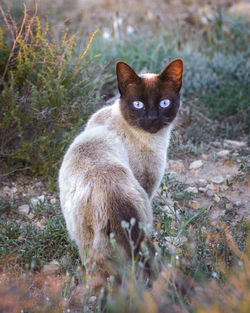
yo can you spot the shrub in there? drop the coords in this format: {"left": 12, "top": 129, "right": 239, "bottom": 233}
{"left": 0, "top": 6, "right": 102, "bottom": 179}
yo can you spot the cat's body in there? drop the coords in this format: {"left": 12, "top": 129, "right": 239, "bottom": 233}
{"left": 59, "top": 59, "right": 183, "bottom": 277}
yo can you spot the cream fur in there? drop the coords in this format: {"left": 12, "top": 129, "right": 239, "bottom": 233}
{"left": 59, "top": 98, "right": 173, "bottom": 266}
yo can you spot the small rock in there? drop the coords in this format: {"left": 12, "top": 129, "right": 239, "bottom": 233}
{"left": 201, "top": 226, "right": 206, "bottom": 233}
{"left": 234, "top": 200, "right": 242, "bottom": 207}
{"left": 189, "top": 160, "right": 203, "bottom": 170}
{"left": 213, "top": 194, "right": 220, "bottom": 203}
{"left": 166, "top": 236, "right": 187, "bottom": 246}
{"left": 232, "top": 152, "right": 239, "bottom": 157}
{"left": 210, "top": 209, "right": 225, "bottom": 224}
{"left": 206, "top": 190, "right": 215, "bottom": 197}
{"left": 38, "top": 195, "right": 46, "bottom": 203}
{"left": 34, "top": 219, "right": 45, "bottom": 230}
{"left": 2, "top": 186, "right": 11, "bottom": 197}
{"left": 89, "top": 296, "right": 97, "bottom": 304}
{"left": 50, "top": 198, "right": 57, "bottom": 205}
{"left": 217, "top": 150, "right": 230, "bottom": 157}
{"left": 185, "top": 186, "right": 198, "bottom": 194}
{"left": 190, "top": 200, "right": 200, "bottom": 210}
{"left": 10, "top": 187, "right": 18, "bottom": 194}
{"left": 211, "top": 141, "right": 221, "bottom": 148}
{"left": 224, "top": 139, "right": 246, "bottom": 149}
{"left": 206, "top": 184, "right": 216, "bottom": 190}
{"left": 196, "top": 179, "right": 207, "bottom": 187}
{"left": 30, "top": 198, "right": 38, "bottom": 207}
{"left": 165, "top": 242, "right": 176, "bottom": 255}
{"left": 27, "top": 213, "right": 34, "bottom": 219}
{"left": 211, "top": 176, "right": 224, "bottom": 184}
{"left": 199, "top": 187, "right": 207, "bottom": 193}
{"left": 18, "top": 204, "right": 30, "bottom": 215}
{"left": 43, "top": 260, "right": 60, "bottom": 275}
{"left": 168, "top": 160, "right": 185, "bottom": 171}
{"left": 35, "top": 181, "right": 44, "bottom": 187}
{"left": 30, "top": 195, "right": 46, "bottom": 207}
{"left": 201, "top": 154, "right": 210, "bottom": 160}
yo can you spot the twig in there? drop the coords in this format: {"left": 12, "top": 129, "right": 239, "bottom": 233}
{"left": 24, "top": 2, "right": 38, "bottom": 42}
{"left": 0, "top": 166, "right": 31, "bottom": 178}
{"left": 0, "top": 5, "right": 15, "bottom": 41}
{"left": 2, "top": 3, "right": 27, "bottom": 80}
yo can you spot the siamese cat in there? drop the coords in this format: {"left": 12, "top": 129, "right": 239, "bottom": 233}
{"left": 59, "top": 58, "right": 183, "bottom": 277}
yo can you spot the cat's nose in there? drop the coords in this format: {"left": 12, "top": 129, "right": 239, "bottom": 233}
{"left": 148, "top": 108, "right": 158, "bottom": 120}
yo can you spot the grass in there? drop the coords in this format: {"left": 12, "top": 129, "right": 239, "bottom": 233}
{"left": 0, "top": 196, "right": 79, "bottom": 271}
{"left": 0, "top": 167, "right": 248, "bottom": 312}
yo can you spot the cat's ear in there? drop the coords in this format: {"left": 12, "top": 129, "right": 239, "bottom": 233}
{"left": 159, "top": 59, "right": 183, "bottom": 91}
{"left": 116, "top": 62, "right": 141, "bottom": 95}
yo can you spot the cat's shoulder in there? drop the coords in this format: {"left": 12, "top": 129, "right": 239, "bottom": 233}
{"left": 86, "top": 101, "right": 118, "bottom": 129}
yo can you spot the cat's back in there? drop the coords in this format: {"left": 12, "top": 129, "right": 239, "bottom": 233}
{"left": 59, "top": 104, "right": 127, "bottom": 177}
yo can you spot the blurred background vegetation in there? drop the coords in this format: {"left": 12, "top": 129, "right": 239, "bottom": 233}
{"left": 0, "top": 0, "right": 249, "bottom": 183}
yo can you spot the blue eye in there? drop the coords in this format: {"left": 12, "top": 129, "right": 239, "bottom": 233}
{"left": 159, "top": 99, "right": 170, "bottom": 108}
{"left": 132, "top": 101, "right": 144, "bottom": 109}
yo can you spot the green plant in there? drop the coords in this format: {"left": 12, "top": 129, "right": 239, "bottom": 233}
{"left": 0, "top": 6, "right": 102, "bottom": 179}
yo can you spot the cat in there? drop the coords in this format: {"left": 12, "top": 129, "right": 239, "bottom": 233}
{"left": 59, "top": 58, "right": 183, "bottom": 280}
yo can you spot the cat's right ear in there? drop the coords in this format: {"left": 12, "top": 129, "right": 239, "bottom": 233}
{"left": 116, "top": 62, "right": 141, "bottom": 96}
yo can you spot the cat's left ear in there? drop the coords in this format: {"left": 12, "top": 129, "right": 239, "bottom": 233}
{"left": 116, "top": 62, "right": 141, "bottom": 96}
{"left": 159, "top": 59, "right": 183, "bottom": 92}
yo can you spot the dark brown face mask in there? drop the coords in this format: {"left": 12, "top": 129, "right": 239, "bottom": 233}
{"left": 116, "top": 59, "right": 183, "bottom": 133}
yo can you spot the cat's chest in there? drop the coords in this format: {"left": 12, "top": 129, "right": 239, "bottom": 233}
{"left": 127, "top": 143, "right": 166, "bottom": 199}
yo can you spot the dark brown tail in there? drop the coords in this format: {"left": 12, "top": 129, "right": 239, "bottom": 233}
{"left": 108, "top": 195, "right": 155, "bottom": 260}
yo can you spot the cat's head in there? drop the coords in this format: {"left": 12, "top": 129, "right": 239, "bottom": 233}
{"left": 116, "top": 59, "right": 183, "bottom": 133}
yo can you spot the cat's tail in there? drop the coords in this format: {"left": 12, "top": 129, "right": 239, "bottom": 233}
{"left": 87, "top": 164, "right": 155, "bottom": 261}
{"left": 108, "top": 191, "right": 155, "bottom": 259}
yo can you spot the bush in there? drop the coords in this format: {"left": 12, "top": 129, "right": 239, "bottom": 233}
{"left": 0, "top": 6, "right": 102, "bottom": 178}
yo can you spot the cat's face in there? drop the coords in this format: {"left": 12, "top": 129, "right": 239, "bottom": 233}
{"left": 116, "top": 59, "right": 183, "bottom": 134}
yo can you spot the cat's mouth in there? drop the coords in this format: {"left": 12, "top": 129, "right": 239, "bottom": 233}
{"left": 138, "top": 120, "right": 162, "bottom": 133}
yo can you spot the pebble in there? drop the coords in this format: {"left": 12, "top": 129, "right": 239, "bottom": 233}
{"left": 217, "top": 150, "right": 230, "bottom": 157}
{"left": 50, "top": 198, "right": 57, "bottom": 205}
{"left": 185, "top": 186, "right": 198, "bottom": 194}
{"left": 232, "top": 152, "right": 239, "bottom": 157}
{"left": 190, "top": 200, "right": 200, "bottom": 210}
{"left": 168, "top": 160, "right": 185, "bottom": 171}
{"left": 234, "top": 200, "right": 242, "bottom": 207}
{"left": 28, "top": 213, "right": 34, "bottom": 219}
{"left": 206, "top": 184, "right": 216, "bottom": 190}
{"left": 201, "top": 154, "right": 210, "bottom": 160}
{"left": 196, "top": 178, "right": 207, "bottom": 187}
{"left": 43, "top": 260, "right": 60, "bottom": 275}
{"left": 210, "top": 209, "right": 225, "bottom": 221}
{"left": 89, "top": 296, "right": 97, "bottom": 304}
{"left": 211, "top": 176, "right": 224, "bottom": 184}
{"left": 213, "top": 194, "right": 220, "bottom": 203}
{"left": 35, "top": 181, "right": 44, "bottom": 187}
{"left": 30, "top": 198, "right": 38, "bottom": 207}
{"left": 189, "top": 160, "right": 203, "bottom": 170}
{"left": 10, "top": 187, "right": 18, "bottom": 194}
{"left": 168, "top": 171, "right": 177, "bottom": 179}
{"left": 30, "top": 195, "right": 46, "bottom": 207}
{"left": 2, "top": 186, "right": 11, "bottom": 196}
{"left": 34, "top": 220, "right": 45, "bottom": 230}
{"left": 224, "top": 139, "right": 246, "bottom": 149}
{"left": 18, "top": 204, "right": 30, "bottom": 215}
{"left": 201, "top": 226, "right": 207, "bottom": 233}
{"left": 199, "top": 187, "right": 207, "bottom": 193}
{"left": 211, "top": 141, "right": 221, "bottom": 148}
{"left": 206, "top": 190, "right": 215, "bottom": 197}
